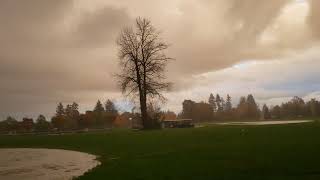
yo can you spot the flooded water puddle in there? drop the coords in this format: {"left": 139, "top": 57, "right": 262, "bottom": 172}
{"left": 215, "top": 120, "right": 313, "bottom": 126}
{"left": 0, "top": 148, "right": 100, "bottom": 180}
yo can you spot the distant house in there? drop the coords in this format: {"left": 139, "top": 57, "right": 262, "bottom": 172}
{"left": 113, "top": 112, "right": 132, "bottom": 128}
{"left": 112, "top": 112, "right": 144, "bottom": 129}
{"left": 21, "top": 118, "right": 34, "bottom": 132}
{"left": 161, "top": 111, "right": 177, "bottom": 121}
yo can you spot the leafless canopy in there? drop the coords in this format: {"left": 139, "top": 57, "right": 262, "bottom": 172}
{"left": 116, "top": 17, "right": 172, "bottom": 128}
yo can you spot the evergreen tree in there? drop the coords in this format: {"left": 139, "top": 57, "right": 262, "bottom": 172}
{"left": 104, "top": 100, "right": 118, "bottom": 127}
{"left": 216, "top": 94, "right": 223, "bottom": 113}
{"left": 63, "top": 103, "right": 79, "bottom": 130}
{"left": 35, "top": 115, "right": 50, "bottom": 132}
{"left": 262, "top": 104, "right": 271, "bottom": 120}
{"left": 208, "top": 93, "right": 216, "bottom": 113}
{"left": 94, "top": 100, "right": 105, "bottom": 113}
{"left": 94, "top": 100, "right": 105, "bottom": 127}
{"left": 56, "top": 103, "right": 65, "bottom": 117}
{"left": 246, "top": 94, "right": 260, "bottom": 119}
{"left": 71, "top": 102, "right": 80, "bottom": 121}
{"left": 36, "top": 114, "right": 46, "bottom": 123}
{"left": 238, "top": 97, "right": 246, "bottom": 107}
{"left": 225, "top": 94, "right": 232, "bottom": 112}
{"left": 221, "top": 97, "right": 226, "bottom": 112}
{"left": 3, "top": 116, "right": 18, "bottom": 132}
{"left": 105, "top": 100, "right": 118, "bottom": 114}
{"left": 237, "top": 96, "right": 247, "bottom": 119}
{"left": 52, "top": 103, "right": 66, "bottom": 130}
{"left": 71, "top": 102, "right": 79, "bottom": 115}
{"left": 65, "top": 104, "right": 73, "bottom": 118}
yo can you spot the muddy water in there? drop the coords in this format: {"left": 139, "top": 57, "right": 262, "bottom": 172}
{"left": 0, "top": 148, "right": 100, "bottom": 180}
{"left": 215, "top": 120, "right": 313, "bottom": 126}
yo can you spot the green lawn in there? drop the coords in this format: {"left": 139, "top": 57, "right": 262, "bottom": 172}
{"left": 1, "top": 121, "right": 320, "bottom": 180}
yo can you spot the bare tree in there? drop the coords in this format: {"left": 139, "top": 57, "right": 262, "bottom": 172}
{"left": 116, "top": 17, "right": 172, "bottom": 129}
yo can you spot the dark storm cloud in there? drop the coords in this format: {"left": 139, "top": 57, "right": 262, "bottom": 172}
{"left": 74, "top": 7, "right": 131, "bottom": 47}
{"left": 0, "top": 1, "right": 131, "bottom": 91}
{"left": 0, "top": 0, "right": 72, "bottom": 50}
{"left": 0, "top": 0, "right": 131, "bottom": 118}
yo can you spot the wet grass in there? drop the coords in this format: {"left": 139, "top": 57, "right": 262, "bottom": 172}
{"left": 1, "top": 121, "right": 320, "bottom": 180}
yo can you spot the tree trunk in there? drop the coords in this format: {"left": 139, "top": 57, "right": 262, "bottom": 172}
{"left": 140, "top": 95, "right": 149, "bottom": 129}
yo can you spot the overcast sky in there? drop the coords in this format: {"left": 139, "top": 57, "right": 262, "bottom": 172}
{"left": 1, "top": 0, "right": 320, "bottom": 119}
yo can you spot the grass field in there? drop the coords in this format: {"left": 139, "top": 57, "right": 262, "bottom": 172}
{"left": 1, "top": 121, "right": 320, "bottom": 180}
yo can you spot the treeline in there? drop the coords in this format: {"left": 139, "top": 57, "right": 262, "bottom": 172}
{"left": 179, "top": 94, "right": 320, "bottom": 122}
{"left": 0, "top": 100, "right": 119, "bottom": 133}
{"left": 0, "top": 99, "right": 174, "bottom": 133}
{"left": 51, "top": 100, "right": 118, "bottom": 130}
{"left": 0, "top": 116, "right": 47, "bottom": 133}
{"left": 263, "top": 96, "right": 320, "bottom": 119}
{"left": 179, "top": 94, "right": 259, "bottom": 122}
{"left": 1, "top": 94, "right": 320, "bottom": 133}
